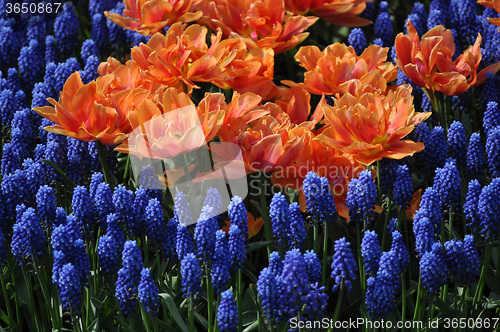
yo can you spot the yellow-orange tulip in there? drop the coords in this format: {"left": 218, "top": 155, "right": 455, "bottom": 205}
{"left": 215, "top": 46, "right": 278, "bottom": 101}
{"left": 291, "top": 43, "right": 397, "bottom": 95}
{"left": 104, "top": 0, "right": 202, "bottom": 35}
{"left": 395, "top": 21, "right": 500, "bottom": 96}
{"left": 33, "top": 72, "right": 150, "bottom": 145}
{"left": 117, "top": 88, "right": 227, "bottom": 158}
{"left": 193, "top": 0, "right": 318, "bottom": 53}
{"left": 316, "top": 83, "right": 431, "bottom": 165}
{"left": 131, "top": 23, "right": 236, "bottom": 94}
{"left": 285, "top": 0, "right": 372, "bottom": 27}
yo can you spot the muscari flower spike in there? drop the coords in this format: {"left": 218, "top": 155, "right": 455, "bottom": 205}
{"left": 374, "top": 1, "right": 393, "bottom": 47}
{"left": 303, "top": 250, "right": 322, "bottom": 284}
{"left": 420, "top": 242, "right": 448, "bottom": 295}
{"left": 486, "top": 126, "right": 500, "bottom": 178}
{"left": 447, "top": 121, "right": 467, "bottom": 170}
{"left": 257, "top": 267, "right": 282, "bottom": 324}
{"left": 464, "top": 179, "right": 482, "bottom": 231}
{"left": 228, "top": 196, "right": 248, "bottom": 239}
{"left": 217, "top": 289, "right": 238, "bottom": 332}
{"left": 466, "top": 133, "right": 486, "bottom": 181}
{"left": 269, "top": 192, "right": 290, "bottom": 247}
{"left": 478, "top": 178, "right": 500, "bottom": 241}
{"left": 180, "top": 253, "right": 202, "bottom": 299}
{"left": 11, "top": 207, "right": 45, "bottom": 265}
{"left": 331, "top": 237, "right": 358, "bottom": 293}
{"left": 228, "top": 224, "right": 246, "bottom": 271}
{"left": 366, "top": 250, "right": 400, "bottom": 319}
{"left": 268, "top": 251, "right": 283, "bottom": 276}
{"left": 144, "top": 198, "right": 165, "bottom": 247}
{"left": 138, "top": 268, "right": 159, "bottom": 316}
{"left": 303, "top": 172, "right": 336, "bottom": 224}
{"left": 56, "top": 263, "right": 82, "bottom": 315}
{"left": 346, "top": 170, "right": 377, "bottom": 223}
{"left": 483, "top": 101, "right": 500, "bottom": 135}
{"left": 361, "top": 230, "right": 382, "bottom": 276}
{"left": 281, "top": 249, "right": 310, "bottom": 318}
{"left": 288, "top": 202, "right": 307, "bottom": 250}
{"left": 176, "top": 222, "right": 195, "bottom": 261}
{"left": 93, "top": 182, "right": 115, "bottom": 230}
{"left": 212, "top": 230, "right": 231, "bottom": 294}
{"left": 393, "top": 164, "right": 413, "bottom": 208}
{"left": 348, "top": 28, "right": 367, "bottom": 55}
{"left": 194, "top": 206, "right": 218, "bottom": 264}
{"left": 433, "top": 158, "right": 461, "bottom": 209}
{"left": 116, "top": 240, "right": 143, "bottom": 316}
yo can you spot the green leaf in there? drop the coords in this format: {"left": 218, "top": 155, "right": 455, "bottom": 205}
{"left": 0, "top": 308, "right": 11, "bottom": 326}
{"left": 246, "top": 241, "right": 272, "bottom": 254}
{"left": 41, "top": 159, "right": 77, "bottom": 188}
{"left": 159, "top": 293, "right": 189, "bottom": 332}
{"left": 434, "top": 297, "right": 459, "bottom": 318}
{"left": 88, "top": 318, "right": 100, "bottom": 332}
{"left": 194, "top": 311, "right": 208, "bottom": 330}
{"left": 243, "top": 320, "right": 259, "bottom": 332}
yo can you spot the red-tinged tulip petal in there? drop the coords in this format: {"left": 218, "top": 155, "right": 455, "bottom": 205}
{"left": 294, "top": 45, "right": 323, "bottom": 70}
{"left": 316, "top": 84, "right": 427, "bottom": 165}
{"left": 247, "top": 134, "right": 285, "bottom": 171}
{"left": 475, "top": 61, "right": 500, "bottom": 86}
{"left": 297, "top": 42, "right": 395, "bottom": 96}
{"left": 395, "top": 20, "right": 488, "bottom": 95}
{"left": 382, "top": 140, "right": 426, "bottom": 159}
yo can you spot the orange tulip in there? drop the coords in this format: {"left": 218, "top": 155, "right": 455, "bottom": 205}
{"left": 192, "top": 0, "right": 318, "bottom": 53}
{"left": 227, "top": 89, "right": 325, "bottom": 173}
{"left": 33, "top": 72, "right": 150, "bottom": 145}
{"left": 478, "top": 0, "right": 500, "bottom": 31}
{"left": 405, "top": 189, "right": 422, "bottom": 220}
{"left": 131, "top": 23, "right": 232, "bottom": 94}
{"left": 290, "top": 43, "right": 397, "bottom": 95}
{"left": 316, "top": 83, "right": 431, "bottom": 165}
{"left": 285, "top": 0, "right": 372, "bottom": 27}
{"left": 214, "top": 46, "right": 279, "bottom": 101}
{"left": 222, "top": 212, "right": 264, "bottom": 238}
{"left": 131, "top": 23, "right": 272, "bottom": 95}
{"left": 116, "top": 88, "right": 228, "bottom": 159}
{"left": 395, "top": 21, "right": 500, "bottom": 96}
{"left": 271, "top": 127, "right": 364, "bottom": 194}
{"left": 98, "top": 58, "right": 162, "bottom": 94}
{"left": 104, "top": 0, "right": 202, "bottom": 35}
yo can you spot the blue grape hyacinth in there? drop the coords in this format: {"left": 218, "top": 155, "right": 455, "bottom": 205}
{"left": 331, "top": 237, "right": 358, "bottom": 293}
{"left": 11, "top": 207, "right": 45, "bottom": 265}
{"left": 346, "top": 170, "right": 377, "bottom": 223}
{"left": 361, "top": 230, "right": 382, "bottom": 276}
{"left": 212, "top": 230, "right": 231, "bottom": 294}
{"left": 420, "top": 242, "right": 448, "bottom": 295}
{"left": 303, "top": 172, "right": 336, "bottom": 223}
{"left": 138, "top": 268, "right": 159, "bottom": 316}
{"left": 116, "top": 241, "right": 143, "bottom": 316}
{"left": 180, "top": 253, "right": 202, "bottom": 299}
{"left": 217, "top": 289, "right": 238, "bottom": 332}
{"left": 478, "top": 178, "right": 500, "bottom": 241}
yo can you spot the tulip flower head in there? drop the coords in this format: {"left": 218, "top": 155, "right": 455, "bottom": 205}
{"left": 292, "top": 43, "right": 397, "bottom": 96}
{"left": 316, "top": 83, "right": 431, "bottom": 165}
{"left": 193, "top": 0, "right": 318, "bottom": 53}
{"left": 395, "top": 21, "right": 500, "bottom": 96}
{"left": 105, "top": 0, "right": 203, "bottom": 35}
